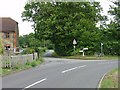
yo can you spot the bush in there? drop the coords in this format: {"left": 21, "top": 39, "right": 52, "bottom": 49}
{"left": 31, "top": 60, "right": 42, "bottom": 67}
{"left": 39, "top": 58, "right": 44, "bottom": 62}
{"left": 37, "top": 47, "right": 47, "bottom": 52}
{"left": 31, "top": 61, "right": 37, "bottom": 67}
{"left": 36, "top": 47, "right": 47, "bottom": 56}
{"left": 21, "top": 48, "right": 35, "bottom": 54}
{"left": 25, "top": 57, "right": 44, "bottom": 68}
{"left": 26, "top": 60, "right": 31, "bottom": 66}
{"left": 14, "top": 66, "right": 20, "bottom": 69}
{"left": 0, "top": 39, "right": 4, "bottom": 54}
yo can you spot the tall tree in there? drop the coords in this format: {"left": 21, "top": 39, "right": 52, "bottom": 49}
{"left": 105, "top": 1, "right": 120, "bottom": 55}
{"left": 19, "top": 33, "right": 40, "bottom": 48}
{"left": 22, "top": 1, "right": 105, "bottom": 56}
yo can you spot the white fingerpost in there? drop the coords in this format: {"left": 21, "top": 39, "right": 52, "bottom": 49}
{"left": 79, "top": 48, "right": 88, "bottom": 56}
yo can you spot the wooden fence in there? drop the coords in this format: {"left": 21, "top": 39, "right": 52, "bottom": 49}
{"left": 0, "top": 53, "right": 37, "bottom": 68}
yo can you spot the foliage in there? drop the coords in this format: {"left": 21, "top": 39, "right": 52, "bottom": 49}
{"left": 22, "top": 2, "right": 106, "bottom": 56}
{"left": 100, "top": 68, "right": 119, "bottom": 88}
{"left": 98, "top": 1, "right": 120, "bottom": 56}
{"left": 0, "top": 39, "right": 4, "bottom": 54}
{"left": 19, "top": 33, "right": 54, "bottom": 50}
{"left": 21, "top": 47, "right": 35, "bottom": 54}
{"left": 106, "top": 1, "right": 120, "bottom": 55}
{"left": 30, "top": 61, "right": 37, "bottom": 67}
{"left": 26, "top": 57, "right": 43, "bottom": 67}
{"left": 26, "top": 60, "right": 31, "bottom": 66}
{"left": 22, "top": 1, "right": 119, "bottom": 56}
{"left": 63, "top": 55, "right": 118, "bottom": 60}
{"left": 2, "top": 57, "right": 44, "bottom": 76}
{"left": 37, "top": 47, "right": 47, "bottom": 53}
{"left": 19, "top": 33, "right": 40, "bottom": 48}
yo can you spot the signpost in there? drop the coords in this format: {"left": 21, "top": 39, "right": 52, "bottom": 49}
{"left": 79, "top": 48, "right": 88, "bottom": 56}
{"left": 101, "top": 43, "right": 103, "bottom": 56}
{"left": 73, "top": 39, "right": 77, "bottom": 56}
{"left": 83, "top": 48, "right": 88, "bottom": 50}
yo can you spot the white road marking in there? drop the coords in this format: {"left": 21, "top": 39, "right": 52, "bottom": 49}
{"left": 61, "top": 65, "right": 86, "bottom": 73}
{"left": 23, "top": 78, "right": 47, "bottom": 89}
{"left": 98, "top": 62, "right": 117, "bottom": 64}
{"left": 97, "top": 70, "right": 111, "bottom": 88}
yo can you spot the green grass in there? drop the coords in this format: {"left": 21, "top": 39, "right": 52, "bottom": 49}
{"left": 1, "top": 57, "right": 44, "bottom": 76}
{"left": 62, "top": 55, "right": 118, "bottom": 60}
{"left": 100, "top": 68, "right": 119, "bottom": 88}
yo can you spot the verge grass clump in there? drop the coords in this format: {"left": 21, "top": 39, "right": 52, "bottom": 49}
{"left": 100, "top": 68, "right": 119, "bottom": 88}
{"left": 2, "top": 57, "right": 44, "bottom": 76}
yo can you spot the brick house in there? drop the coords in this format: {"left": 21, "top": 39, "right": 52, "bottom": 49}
{"left": 0, "top": 17, "right": 19, "bottom": 53}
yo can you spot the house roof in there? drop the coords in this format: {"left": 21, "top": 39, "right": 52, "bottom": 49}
{"left": 0, "top": 17, "right": 18, "bottom": 32}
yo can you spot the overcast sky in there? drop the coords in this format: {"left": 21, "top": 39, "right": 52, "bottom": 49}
{"left": 0, "top": 0, "right": 114, "bottom": 36}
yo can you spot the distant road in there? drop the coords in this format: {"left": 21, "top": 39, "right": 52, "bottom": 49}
{"left": 43, "top": 50, "right": 54, "bottom": 57}
{"left": 2, "top": 57, "right": 118, "bottom": 89}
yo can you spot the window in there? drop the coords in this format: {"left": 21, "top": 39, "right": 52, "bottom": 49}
{"left": 4, "top": 33, "right": 10, "bottom": 38}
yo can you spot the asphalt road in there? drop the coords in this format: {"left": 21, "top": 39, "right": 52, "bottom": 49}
{"left": 2, "top": 57, "right": 118, "bottom": 89}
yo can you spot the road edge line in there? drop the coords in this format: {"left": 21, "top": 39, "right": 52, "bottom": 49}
{"left": 97, "top": 70, "right": 111, "bottom": 89}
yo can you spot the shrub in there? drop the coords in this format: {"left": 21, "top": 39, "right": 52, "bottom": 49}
{"left": 0, "top": 39, "right": 4, "bottom": 54}
{"left": 37, "top": 47, "right": 47, "bottom": 53}
{"left": 31, "top": 61, "right": 37, "bottom": 67}
{"left": 22, "top": 47, "right": 35, "bottom": 54}
{"left": 25, "top": 58, "right": 44, "bottom": 68}
{"left": 26, "top": 60, "right": 31, "bottom": 66}
{"left": 39, "top": 57, "right": 44, "bottom": 62}
{"left": 14, "top": 66, "right": 20, "bottom": 69}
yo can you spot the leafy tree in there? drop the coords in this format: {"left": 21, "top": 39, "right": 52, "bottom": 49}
{"left": 22, "top": 1, "right": 106, "bottom": 56}
{"left": 19, "top": 33, "right": 40, "bottom": 48}
{"left": 103, "top": 1, "right": 120, "bottom": 55}
{"left": 19, "top": 33, "right": 54, "bottom": 49}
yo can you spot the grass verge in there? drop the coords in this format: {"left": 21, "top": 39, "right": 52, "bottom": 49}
{"left": 1, "top": 57, "right": 44, "bottom": 76}
{"left": 100, "top": 68, "right": 119, "bottom": 88}
{"left": 63, "top": 55, "right": 119, "bottom": 60}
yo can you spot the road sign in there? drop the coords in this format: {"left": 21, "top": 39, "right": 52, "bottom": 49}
{"left": 73, "top": 39, "right": 77, "bottom": 56}
{"left": 79, "top": 50, "right": 83, "bottom": 52}
{"left": 83, "top": 48, "right": 88, "bottom": 50}
{"left": 73, "top": 39, "right": 77, "bottom": 45}
{"left": 79, "top": 48, "right": 88, "bottom": 56}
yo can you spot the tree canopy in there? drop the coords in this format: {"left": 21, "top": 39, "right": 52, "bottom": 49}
{"left": 19, "top": 33, "right": 54, "bottom": 49}
{"left": 106, "top": 1, "right": 120, "bottom": 55}
{"left": 22, "top": 1, "right": 119, "bottom": 56}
